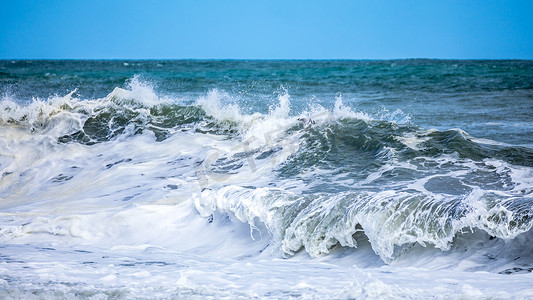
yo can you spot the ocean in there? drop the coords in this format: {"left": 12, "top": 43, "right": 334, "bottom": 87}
{"left": 0, "top": 59, "right": 532, "bottom": 298}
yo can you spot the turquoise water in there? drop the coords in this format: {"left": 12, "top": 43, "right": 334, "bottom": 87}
{"left": 0, "top": 60, "right": 532, "bottom": 298}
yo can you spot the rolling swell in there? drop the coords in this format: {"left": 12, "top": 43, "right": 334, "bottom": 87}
{"left": 278, "top": 117, "right": 533, "bottom": 193}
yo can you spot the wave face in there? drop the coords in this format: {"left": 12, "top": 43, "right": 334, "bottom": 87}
{"left": 1, "top": 60, "right": 533, "bottom": 298}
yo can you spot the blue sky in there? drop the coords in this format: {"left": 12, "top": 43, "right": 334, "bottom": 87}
{"left": 1, "top": 0, "right": 532, "bottom": 59}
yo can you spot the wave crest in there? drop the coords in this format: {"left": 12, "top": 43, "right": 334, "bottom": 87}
{"left": 194, "top": 186, "right": 533, "bottom": 263}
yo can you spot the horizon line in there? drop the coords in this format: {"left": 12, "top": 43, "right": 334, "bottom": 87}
{"left": 1, "top": 57, "right": 532, "bottom": 61}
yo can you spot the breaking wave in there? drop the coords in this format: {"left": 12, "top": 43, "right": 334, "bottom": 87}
{"left": 1, "top": 76, "right": 532, "bottom": 273}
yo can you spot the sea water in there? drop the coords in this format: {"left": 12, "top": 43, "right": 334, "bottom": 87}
{"left": 0, "top": 60, "right": 532, "bottom": 298}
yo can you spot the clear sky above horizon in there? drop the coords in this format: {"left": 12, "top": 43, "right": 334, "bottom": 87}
{"left": 1, "top": 0, "right": 532, "bottom": 60}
